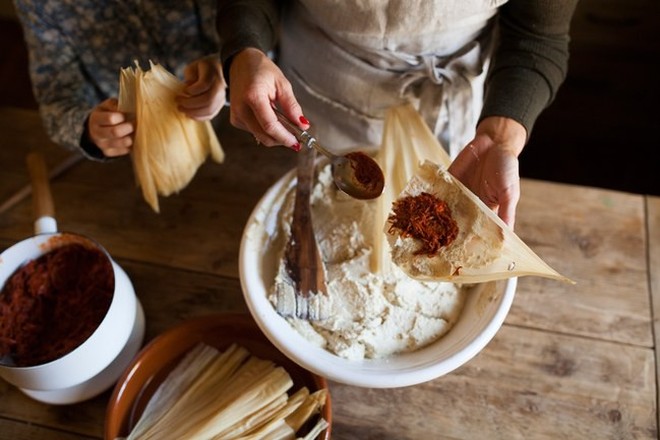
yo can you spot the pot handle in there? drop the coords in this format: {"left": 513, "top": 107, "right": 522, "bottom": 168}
{"left": 26, "top": 152, "right": 58, "bottom": 234}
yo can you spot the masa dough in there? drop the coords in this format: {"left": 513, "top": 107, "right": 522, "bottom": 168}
{"left": 269, "top": 164, "right": 466, "bottom": 360}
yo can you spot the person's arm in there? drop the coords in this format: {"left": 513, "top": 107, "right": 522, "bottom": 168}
{"left": 449, "top": 116, "right": 526, "bottom": 228}
{"left": 216, "top": 0, "right": 280, "bottom": 85}
{"left": 480, "top": 0, "right": 579, "bottom": 136}
{"left": 13, "top": 1, "right": 113, "bottom": 160}
{"left": 450, "top": 0, "right": 578, "bottom": 228}
{"left": 216, "top": 0, "right": 306, "bottom": 149}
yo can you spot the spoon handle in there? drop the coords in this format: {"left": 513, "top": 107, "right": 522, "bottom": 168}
{"left": 273, "top": 108, "right": 336, "bottom": 160}
{"left": 273, "top": 108, "right": 305, "bottom": 138}
{"left": 280, "top": 147, "right": 327, "bottom": 320}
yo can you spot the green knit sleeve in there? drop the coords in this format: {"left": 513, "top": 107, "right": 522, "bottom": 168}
{"left": 216, "top": 0, "right": 280, "bottom": 83}
{"left": 480, "top": 0, "right": 579, "bottom": 138}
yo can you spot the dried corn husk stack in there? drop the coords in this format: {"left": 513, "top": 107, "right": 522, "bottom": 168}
{"left": 118, "top": 343, "right": 329, "bottom": 440}
{"left": 375, "top": 104, "right": 573, "bottom": 284}
{"left": 118, "top": 61, "right": 224, "bottom": 212}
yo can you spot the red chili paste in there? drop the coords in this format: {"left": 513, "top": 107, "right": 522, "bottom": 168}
{"left": 346, "top": 152, "right": 384, "bottom": 192}
{"left": 0, "top": 243, "right": 114, "bottom": 367}
{"left": 387, "top": 192, "right": 459, "bottom": 256}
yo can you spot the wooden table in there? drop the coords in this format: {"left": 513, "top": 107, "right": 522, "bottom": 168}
{"left": 0, "top": 106, "right": 658, "bottom": 439}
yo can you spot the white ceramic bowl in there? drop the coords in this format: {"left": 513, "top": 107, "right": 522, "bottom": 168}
{"left": 0, "top": 231, "right": 145, "bottom": 404}
{"left": 239, "top": 168, "right": 517, "bottom": 388}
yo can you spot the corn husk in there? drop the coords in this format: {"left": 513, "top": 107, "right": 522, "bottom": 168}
{"left": 298, "top": 418, "right": 330, "bottom": 440}
{"left": 118, "top": 343, "right": 328, "bottom": 440}
{"left": 371, "top": 104, "right": 452, "bottom": 274}
{"left": 285, "top": 389, "right": 327, "bottom": 432}
{"left": 376, "top": 104, "right": 573, "bottom": 284}
{"left": 118, "top": 60, "right": 224, "bottom": 212}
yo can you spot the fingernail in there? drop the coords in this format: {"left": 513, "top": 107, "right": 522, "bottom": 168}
{"left": 291, "top": 142, "right": 301, "bottom": 152}
{"left": 299, "top": 115, "right": 310, "bottom": 126}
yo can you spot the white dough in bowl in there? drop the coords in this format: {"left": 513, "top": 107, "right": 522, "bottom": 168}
{"left": 269, "top": 164, "right": 467, "bottom": 360}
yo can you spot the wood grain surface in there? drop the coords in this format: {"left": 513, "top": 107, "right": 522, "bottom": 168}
{"left": 0, "top": 107, "right": 657, "bottom": 439}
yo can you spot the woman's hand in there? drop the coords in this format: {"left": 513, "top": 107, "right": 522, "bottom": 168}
{"left": 227, "top": 48, "right": 308, "bottom": 150}
{"left": 87, "top": 98, "right": 134, "bottom": 157}
{"left": 177, "top": 56, "right": 227, "bottom": 121}
{"left": 448, "top": 116, "right": 527, "bottom": 229}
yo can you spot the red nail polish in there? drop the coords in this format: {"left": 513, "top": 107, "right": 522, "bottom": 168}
{"left": 299, "top": 115, "right": 310, "bottom": 126}
{"left": 292, "top": 142, "right": 301, "bottom": 152}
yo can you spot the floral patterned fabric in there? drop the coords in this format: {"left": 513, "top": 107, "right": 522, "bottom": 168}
{"left": 13, "top": 0, "right": 219, "bottom": 160}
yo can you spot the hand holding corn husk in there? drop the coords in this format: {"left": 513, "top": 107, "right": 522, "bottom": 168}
{"left": 87, "top": 98, "right": 135, "bottom": 158}
{"left": 176, "top": 55, "right": 227, "bottom": 121}
{"left": 374, "top": 104, "right": 573, "bottom": 284}
{"left": 119, "top": 60, "right": 225, "bottom": 212}
{"left": 118, "top": 343, "right": 329, "bottom": 440}
{"left": 386, "top": 160, "right": 574, "bottom": 284}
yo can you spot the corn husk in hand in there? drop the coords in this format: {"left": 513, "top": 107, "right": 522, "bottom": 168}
{"left": 371, "top": 103, "right": 454, "bottom": 274}
{"left": 118, "top": 61, "right": 224, "bottom": 212}
{"left": 376, "top": 104, "right": 573, "bottom": 284}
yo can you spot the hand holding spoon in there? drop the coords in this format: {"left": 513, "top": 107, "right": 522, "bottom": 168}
{"left": 274, "top": 109, "right": 384, "bottom": 200}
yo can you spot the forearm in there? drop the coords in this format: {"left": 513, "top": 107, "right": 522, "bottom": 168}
{"left": 480, "top": 0, "right": 579, "bottom": 138}
{"left": 40, "top": 104, "right": 108, "bottom": 160}
{"left": 35, "top": 74, "right": 106, "bottom": 160}
{"left": 217, "top": 0, "right": 280, "bottom": 79}
{"left": 14, "top": 1, "right": 105, "bottom": 159}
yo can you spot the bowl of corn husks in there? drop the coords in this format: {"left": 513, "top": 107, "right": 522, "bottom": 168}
{"left": 105, "top": 313, "right": 331, "bottom": 440}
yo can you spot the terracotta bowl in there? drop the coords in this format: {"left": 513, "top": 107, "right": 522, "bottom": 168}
{"left": 104, "top": 312, "right": 332, "bottom": 440}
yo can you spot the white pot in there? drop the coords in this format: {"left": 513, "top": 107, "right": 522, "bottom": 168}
{"left": 0, "top": 221, "right": 144, "bottom": 404}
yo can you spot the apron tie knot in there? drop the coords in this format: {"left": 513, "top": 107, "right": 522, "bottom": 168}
{"left": 398, "top": 40, "right": 484, "bottom": 157}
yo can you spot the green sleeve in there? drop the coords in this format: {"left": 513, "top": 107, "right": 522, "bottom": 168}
{"left": 216, "top": 0, "right": 280, "bottom": 83}
{"left": 480, "top": 0, "right": 579, "bottom": 138}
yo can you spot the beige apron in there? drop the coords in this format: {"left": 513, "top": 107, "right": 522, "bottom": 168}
{"left": 279, "top": 0, "right": 507, "bottom": 158}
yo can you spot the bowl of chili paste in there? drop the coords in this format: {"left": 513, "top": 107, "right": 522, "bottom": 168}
{"left": 0, "top": 232, "right": 144, "bottom": 405}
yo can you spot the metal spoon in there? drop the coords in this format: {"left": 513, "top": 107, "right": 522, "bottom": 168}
{"left": 274, "top": 109, "right": 384, "bottom": 200}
